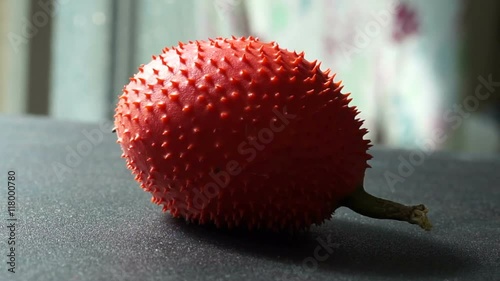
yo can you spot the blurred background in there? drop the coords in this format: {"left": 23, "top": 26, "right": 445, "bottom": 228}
{"left": 0, "top": 0, "right": 499, "bottom": 153}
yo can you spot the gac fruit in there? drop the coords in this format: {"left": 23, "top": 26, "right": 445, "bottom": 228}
{"left": 114, "top": 36, "right": 432, "bottom": 231}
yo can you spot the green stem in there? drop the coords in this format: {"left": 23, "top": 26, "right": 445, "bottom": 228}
{"left": 341, "top": 185, "right": 432, "bottom": 231}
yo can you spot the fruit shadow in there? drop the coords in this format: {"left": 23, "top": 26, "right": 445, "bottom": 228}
{"left": 164, "top": 215, "right": 479, "bottom": 279}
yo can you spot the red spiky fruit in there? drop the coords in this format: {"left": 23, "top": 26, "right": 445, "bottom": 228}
{"left": 114, "top": 37, "right": 432, "bottom": 231}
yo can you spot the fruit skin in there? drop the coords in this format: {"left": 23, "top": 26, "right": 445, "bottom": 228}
{"left": 114, "top": 36, "right": 372, "bottom": 231}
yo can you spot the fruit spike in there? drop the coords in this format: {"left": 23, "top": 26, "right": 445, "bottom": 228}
{"left": 114, "top": 37, "right": 432, "bottom": 232}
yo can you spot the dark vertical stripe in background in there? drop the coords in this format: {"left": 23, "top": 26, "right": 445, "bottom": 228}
{"left": 107, "top": 0, "right": 138, "bottom": 119}
{"left": 27, "top": 0, "right": 53, "bottom": 115}
{"left": 107, "top": 0, "right": 119, "bottom": 119}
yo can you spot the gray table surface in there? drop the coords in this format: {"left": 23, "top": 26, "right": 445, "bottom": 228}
{"left": 0, "top": 115, "right": 499, "bottom": 281}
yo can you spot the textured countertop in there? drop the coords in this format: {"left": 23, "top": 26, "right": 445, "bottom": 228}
{"left": 0, "top": 115, "right": 499, "bottom": 281}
